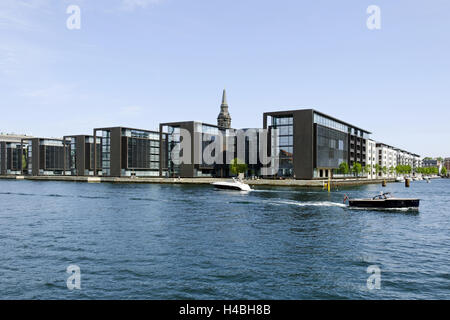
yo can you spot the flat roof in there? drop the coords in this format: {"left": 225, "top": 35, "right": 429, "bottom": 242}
{"left": 264, "top": 108, "right": 372, "bottom": 134}
{"left": 20, "top": 137, "right": 67, "bottom": 142}
{"left": 93, "top": 126, "right": 160, "bottom": 133}
{"left": 160, "top": 121, "right": 221, "bottom": 129}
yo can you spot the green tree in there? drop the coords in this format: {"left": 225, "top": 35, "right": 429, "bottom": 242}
{"left": 364, "top": 164, "right": 372, "bottom": 175}
{"left": 22, "top": 154, "right": 27, "bottom": 171}
{"left": 375, "top": 164, "right": 381, "bottom": 177}
{"left": 230, "top": 158, "right": 248, "bottom": 176}
{"left": 339, "top": 162, "right": 349, "bottom": 175}
{"left": 389, "top": 166, "right": 394, "bottom": 175}
{"left": 352, "top": 162, "right": 362, "bottom": 177}
{"left": 441, "top": 167, "right": 448, "bottom": 176}
{"left": 382, "top": 166, "right": 387, "bottom": 175}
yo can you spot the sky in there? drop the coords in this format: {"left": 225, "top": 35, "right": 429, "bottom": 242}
{"left": 0, "top": 0, "right": 449, "bottom": 157}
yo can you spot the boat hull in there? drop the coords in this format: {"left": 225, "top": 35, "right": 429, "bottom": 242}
{"left": 211, "top": 181, "right": 252, "bottom": 191}
{"left": 349, "top": 199, "right": 420, "bottom": 209}
{"left": 213, "top": 184, "right": 246, "bottom": 191}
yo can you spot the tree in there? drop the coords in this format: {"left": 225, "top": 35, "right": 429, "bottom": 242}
{"left": 22, "top": 154, "right": 27, "bottom": 171}
{"left": 375, "top": 164, "right": 381, "bottom": 177}
{"left": 339, "top": 162, "right": 349, "bottom": 175}
{"left": 230, "top": 158, "right": 248, "bottom": 176}
{"left": 364, "top": 164, "right": 372, "bottom": 175}
{"left": 389, "top": 166, "right": 394, "bottom": 176}
{"left": 382, "top": 166, "right": 387, "bottom": 175}
{"left": 352, "top": 162, "right": 362, "bottom": 177}
{"left": 441, "top": 167, "right": 448, "bottom": 176}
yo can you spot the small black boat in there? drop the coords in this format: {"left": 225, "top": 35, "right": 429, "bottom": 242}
{"left": 344, "top": 192, "right": 420, "bottom": 210}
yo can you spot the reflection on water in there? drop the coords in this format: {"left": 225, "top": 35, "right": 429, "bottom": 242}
{"left": 0, "top": 179, "right": 449, "bottom": 299}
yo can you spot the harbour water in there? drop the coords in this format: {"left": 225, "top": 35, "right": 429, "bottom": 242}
{"left": 0, "top": 179, "right": 449, "bottom": 299}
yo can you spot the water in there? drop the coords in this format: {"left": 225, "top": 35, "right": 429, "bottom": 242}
{"left": 0, "top": 179, "right": 449, "bottom": 299}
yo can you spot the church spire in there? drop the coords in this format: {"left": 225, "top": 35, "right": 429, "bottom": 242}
{"left": 221, "top": 89, "right": 228, "bottom": 105}
{"left": 217, "top": 89, "right": 231, "bottom": 129}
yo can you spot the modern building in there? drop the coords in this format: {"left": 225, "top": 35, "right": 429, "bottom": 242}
{"left": 0, "top": 141, "right": 24, "bottom": 175}
{"left": 423, "top": 158, "right": 440, "bottom": 167}
{"left": 160, "top": 121, "right": 233, "bottom": 178}
{"left": 444, "top": 158, "right": 450, "bottom": 173}
{"left": 93, "top": 127, "right": 163, "bottom": 177}
{"left": 0, "top": 134, "right": 32, "bottom": 143}
{"left": 63, "top": 135, "right": 102, "bottom": 176}
{"left": 423, "top": 158, "right": 442, "bottom": 173}
{"left": 365, "top": 139, "right": 377, "bottom": 179}
{"left": 21, "top": 138, "right": 70, "bottom": 176}
{"left": 376, "top": 143, "right": 398, "bottom": 178}
{"left": 263, "top": 109, "right": 371, "bottom": 179}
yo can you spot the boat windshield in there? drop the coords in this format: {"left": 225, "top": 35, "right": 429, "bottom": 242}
{"left": 372, "top": 192, "right": 392, "bottom": 200}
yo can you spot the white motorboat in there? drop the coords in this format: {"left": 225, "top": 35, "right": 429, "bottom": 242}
{"left": 395, "top": 177, "right": 405, "bottom": 183}
{"left": 211, "top": 178, "right": 252, "bottom": 191}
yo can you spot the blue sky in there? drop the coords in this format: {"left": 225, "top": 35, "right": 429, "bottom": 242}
{"left": 0, "top": 0, "right": 449, "bottom": 157}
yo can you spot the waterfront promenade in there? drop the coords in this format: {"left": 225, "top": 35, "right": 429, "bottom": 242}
{"left": 0, "top": 175, "right": 396, "bottom": 187}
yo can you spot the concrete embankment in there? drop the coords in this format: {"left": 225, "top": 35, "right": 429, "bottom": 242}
{"left": 0, "top": 175, "right": 396, "bottom": 188}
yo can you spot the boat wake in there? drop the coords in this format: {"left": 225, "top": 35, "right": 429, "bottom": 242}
{"left": 271, "top": 200, "right": 347, "bottom": 208}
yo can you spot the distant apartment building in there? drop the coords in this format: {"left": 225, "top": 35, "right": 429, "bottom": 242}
{"left": 263, "top": 109, "right": 371, "bottom": 179}
{"left": 21, "top": 138, "right": 70, "bottom": 176}
{"left": 365, "top": 139, "right": 377, "bottom": 179}
{"left": 0, "top": 141, "right": 24, "bottom": 175}
{"left": 93, "top": 127, "right": 163, "bottom": 177}
{"left": 376, "top": 143, "right": 398, "bottom": 178}
{"left": 63, "top": 135, "right": 102, "bottom": 176}
{"left": 0, "top": 134, "right": 32, "bottom": 143}
{"left": 444, "top": 158, "right": 450, "bottom": 172}
{"left": 422, "top": 159, "right": 440, "bottom": 167}
{"left": 423, "top": 158, "right": 443, "bottom": 173}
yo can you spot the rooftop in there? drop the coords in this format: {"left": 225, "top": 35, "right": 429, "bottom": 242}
{"left": 263, "top": 108, "right": 372, "bottom": 134}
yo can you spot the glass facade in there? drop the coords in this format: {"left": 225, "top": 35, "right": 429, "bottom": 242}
{"left": 315, "top": 125, "right": 348, "bottom": 168}
{"left": 270, "top": 116, "right": 293, "bottom": 177}
{"left": 0, "top": 143, "right": 22, "bottom": 175}
{"left": 198, "top": 124, "right": 219, "bottom": 177}
{"left": 70, "top": 137, "right": 77, "bottom": 175}
{"left": 126, "top": 136, "right": 160, "bottom": 170}
{"left": 26, "top": 140, "right": 32, "bottom": 175}
{"left": 165, "top": 125, "right": 181, "bottom": 177}
{"left": 96, "top": 128, "right": 161, "bottom": 177}
{"left": 314, "top": 113, "right": 371, "bottom": 140}
{"left": 101, "top": 131, "right": 111, "bottom": 176}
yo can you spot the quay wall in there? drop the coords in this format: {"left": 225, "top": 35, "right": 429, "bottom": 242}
{"left": 0, "top": 175, "right": 397, "bottom": 187}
